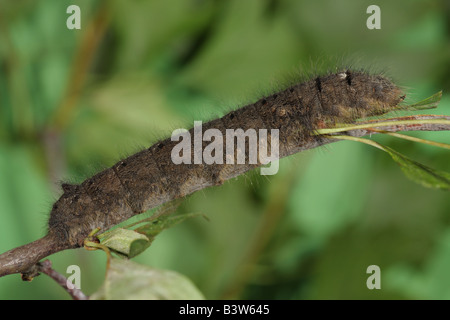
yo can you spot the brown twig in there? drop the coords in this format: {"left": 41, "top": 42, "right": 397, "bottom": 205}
{"left": 35, "top": 260, "right": 88, "bottom": 300}
{"left": 0, "top": 233, "right": 72, "bottom": 278}
{"left": 0, "top": 114, "right": 449, "bottom": 279}
{"left": 51, "top": 2, "right": 110, "bottom": 131}
{"left": 43, "top": 2, "right": 111, "bottom": 191}
{"left": 220, "top": 168, "right": 297, "bottom": 299}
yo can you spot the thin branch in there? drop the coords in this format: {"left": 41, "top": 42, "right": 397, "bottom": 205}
{"left": 220, "top": 169, "right": 297, "bottom": 299}
{"left": 0, "top": 114, "right": 449, "bottom": 279}
{"left": 51, "top": 2, "right": 110, "bottom": 130}
{"left": 336, "top": 115, "right": 450, "bottom": 135}
{"left": 42, "top": 2, "right": 111, "bottom": 191}
{"left": 35, "top": 260, "right": 88, "bottom": 300}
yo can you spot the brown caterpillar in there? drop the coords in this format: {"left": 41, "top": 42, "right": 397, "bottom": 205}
{"left": 48, "top": 70, "right": 404, "bottom": 248}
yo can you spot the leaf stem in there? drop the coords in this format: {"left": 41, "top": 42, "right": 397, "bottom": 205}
{"left": 316, "top": 118, "right": 450, "bottom": 135}
{"left": 370, "top": 130, "right": 450, "bottom": 150}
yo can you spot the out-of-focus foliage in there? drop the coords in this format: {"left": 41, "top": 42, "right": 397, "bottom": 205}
{"left": 0, "top": 0, "right": 449, "bottom": 299}
{"left": 90, "top": 258, "right": 205, "bottom": 300}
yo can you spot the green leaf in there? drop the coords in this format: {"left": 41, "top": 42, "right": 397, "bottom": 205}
{"left": 381, "top": 145, "right": 450, "bottom": 190}
{"left": 100, "top": 228, "right": 150, "bottom": 258}
{"left": 329, "top": 135, "right": 450, "bottom": 190}
{"left": 400, "top": 91, "right": 442, "bottom": 111}
{"left": 135, "top": 212, "right": 206, "bottom": 239}
{"left": 128, "top": 238, "right": 153, "bottom": 259}
{"left": 98, "top": 210, "right": 206, "bottom": 258}
{"left": 90, "top": 258, "right": 205, "bottom": 300}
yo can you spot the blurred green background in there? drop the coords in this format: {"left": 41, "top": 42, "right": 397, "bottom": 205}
{"left": 0, "top": 0, "right": 449, "bottom": 300}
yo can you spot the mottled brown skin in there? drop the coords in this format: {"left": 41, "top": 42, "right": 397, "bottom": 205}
{"left": 48, "top": 70, "right": 404, "bottom": 248}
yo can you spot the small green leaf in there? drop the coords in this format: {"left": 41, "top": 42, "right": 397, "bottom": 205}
{"left": 128, "top": 239, "right": 152, "bottom": 259}
{"left": 328, "top": 135, "right": 450, "bottom": 190}
{"left": 98, "top": 206, "right": 206, "bottom": 258}
{"left": 400, "top": 91, "right": 442, "bottom": 111}
{"left": 381, "top": 145, "right": 450, "bottom": 190}
{"left": 90, "top": 258, "right": 205, "bottom": 300}
{"left": 100, "top": 228, "right": 150, "bottom": 257}
{"left": 135, "top": 212, "right": 206, "bottom": 239}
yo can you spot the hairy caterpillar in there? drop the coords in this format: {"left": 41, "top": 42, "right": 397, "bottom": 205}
{"left": 47, "top": 70, "right": 404, "bottom": 248}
